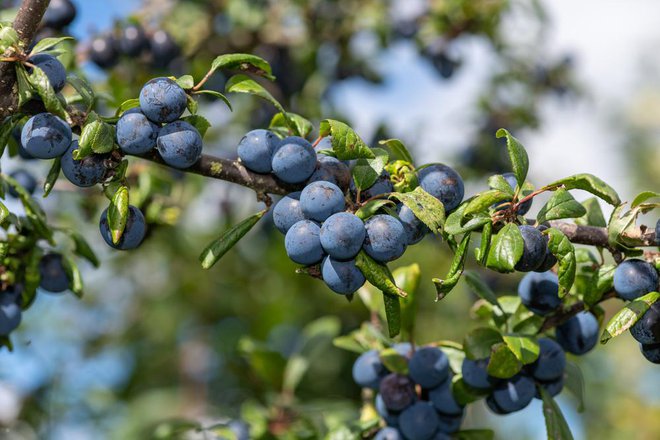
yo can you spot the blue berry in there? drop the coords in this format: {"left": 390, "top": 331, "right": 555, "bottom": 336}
{"left": 139, "top": 77, "right": 187, "bottom": 123}
{"left": 518, "top": 271, "right": 561, "bottom": 316}
{"left": 428, "top": 377, "right": 463, "bottom": 416}
{"left": 321, "top": 257, "right": 365, "bottom": 294}
{"left": 42, "top": 0, "right": 76, "bottom": 29}
{"left": 555, "top": 311, "right": 599, "bottom": 355}
{"left": 38, "top": 253, "right": 70, "bottom": 293}
{"left": 99, "top": 205, "right": 147, "bottom": 250}
{"left": 534, "top": 227, "right": 557, "bottom": 273}
{"left": 375, "top": 394, "right": 399, "bottom": 426}
{"left": 640, "top": 342, "right": 660, "bottom": 364}
{"left": 352, "top": 349, "right": 388, "bottom": 389}
{"left": 485, "top": 395, "right": 510, "bottom": 415}
{"left": 8, "top": 169, "right": 37, "bottom": 197}
{"left": 363, "top": 215, "right": 407, "bottom": 262}
{"left": 502, "top": 172, "right": 532, "bottom": 215}
{"left": 0, "top": 293, "right": 21, "bottom": 336}
{"left": 515, "top": 225, "right": 546, "bottom": 272}
{"left": 157, "top": 121, "right": 203, "bottom": 169}
{"left": 436, "top": 410, "right": 464, "bottom": 434}
{"left": 529, "top": 338, "right": 565, "bottom": 381}
{"left": 21, "top": 113, "right": 72, "bottom": 159}
{"left": 237, "top": 129, "right": 279, "bottom": 173}
{"left": 89, "top": 35, "right": 119, "bottom": 69}
{"left": 284, "top": 220, "right": 324, "bottom": 265}
{"left": 61, "top": 141, "right": 106, "bottom": 187}
{"left": 380, "top": 373, "right": 416, "bottom": 412}
{"left": 408, "top": 346, "right": 449, "bottom": 389}
{"left": 461, "top": 357, "right": 496, "bottom": 390}
{"left": 630, "top": 302, "right": 660, "bottom": 345}
{"left": 613, "top": 259, "right": 659, "bottom": 301}
{"left": 320, "top": 212, "right": 365, "bottom": 260}
{"left": 350, "top": 171, "right": 394, "bottom": 200}
{"left": 375, "top": 427, "right": 403, "bottom": 440}
{"left": 397, "top": 204, "right": 429, "bottom": 245}
{"left": 28, "top": 54, "right": 66, "bottom": 93}
{"left": 491, "top": 374, "right": 535, "bottom": 413}
{"left": 418, "top": 164, "right": 464, "bottom": 212}
{"left": 119, "top": 24, "right": 147, "bottom": 56}
{"left": 150, "top": 30, "right": 180, "bottom": 69}
{"left": 273, "top": 192, "right": 305, "bottom": 235}
{"left": 300, "top": 181, "right": 345, "bottom": 222}
{"left": 116, "top": 110, "right": 159, "bottom": 154}
{"left": 535, "top": 375, "right": 564, "bottom": 399}
{"left": 271, "top": 137, "right": 317, "bottom": 183}
{"left": 307, "top": 155, "right": 351, "bottom": 189}
{"left": 398, "top": 402, "right": 440, "bottom": 440}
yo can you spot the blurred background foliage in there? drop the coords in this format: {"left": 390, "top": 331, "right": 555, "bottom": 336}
{"left": 0, "top": 0, "right": 658, "bottom": 439}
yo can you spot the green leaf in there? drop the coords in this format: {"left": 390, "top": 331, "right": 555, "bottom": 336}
{"left": 28, "top": 65, "right": 68, "bottom": 120}
{"left": 502, "top": 334, "right": 539, "bottom": 364}
{"left": 464, "top": 189, "right": 511, "bottom": 216}
{"left": 181, "top": 115, "right": 211, "bottom": 138}
{"left": 474, "top": 221, "right": 492, "bottom": 265}
{"left": 268, "top": 112, "right": 312, "bottom": 138}
{"left": 77, "top": 119, "right": 115, "bottom": 158}
{"left": 433, "top": 233, "right": 471, "bottom": 300}
{"left": 495, "top": 128, "right": 529, "bottom": 188}
{"left": 574, "top": 197, "right": 606, "bottom": 227}
{"left": 395, "top": 264, "right": 422, "bottom": 340}
{"left": 463, "top": 327, "right": 503, "bottom": 360}
{"left": 487, "top": 342, "right": 522, "bottom": 378}
{"left": 464, "top": 271, "right": 502, "bottom": 312}
{"left": 199, "top": 210, "right": 267, "bottom": 269}
{"left": 186, "top": 94, "right": 198, "bottom": 115}
{"left": 564, "top": 361, "right": 585, "bottom": 412}
{"left": 108, "top": 185, "right": 129, "bottom": 245}
{"left": 546, "top": 228, "right": 577, "bottom": 296}
{"left": 390, "top": 186, "right": 445, "bottom": 234}
{"left": 61, "top": 255, "right": 83, "bottom": 298}
{"left": 540, "top": 387, "right": 575, "bottom": 440}
{"left": 584, "top": 264, "right": 615, "bottom": 306}
{"left": 210, "top": 53, "right": 274, "bottom": 81}
{"left": 22, "top": 250, "right": 42, "bottom": 309}
{"left": 355, "top": 199, "right": 395, "bottom": 220}
{"left": 378, "top": 139, "right": 414, "bottom": 164}
{"left": 355, "top": 251, "right": 407, "bottom": 298}
{"left": 318, "top": 119, "right": 375, "bottom": 160}
{"left": 66, "top": 74, "right": 95, "bottom": 112}
{"left": 116, "top": 98, "right": 140, "bottom": 115}
{"left": 29, "top": 36, "right": 74, "bottom": 54}
{"left": 352, "top": 148, "right": 389, "bottom": 191}
{"left": 454, "top": 430, "right": 495, "bottom": 440}
{"left": 444, "top": 201, "right": 491, "bottom": 235}
{"left": 631, "top": 190, "right": 660, "bottom": 208}
{"left": 282, "top": 355, "right": 308, "bottom": 394}
{"left": 175, "top": 74, "right": 194, "bottom": 89}
{"left": 537, "top": 188, "right": 587, "bottom": 224}
{"left": 382, "top": 294, "right": 401, "bottom": 338}
{"left": 0, "top": 201, "right": 8, "bottom": 224}
{"left": 601, "top": 291, "right": 660, "bottom": 344}
{"left": 15, "top": 65, "right": 33, "bottom": 107}
{"left": 486, "top": 223, "right": 524, "bottom": 273}
{"left": 192, "top": 89, "right": 232, "bottom": 110}
{"left": 42, "top": 157, "right": 60, "bottom": 198}
{"left": 0, "top": 25, "right": 18, "bottom": 52}
{"left": 3, "top": 174, "right": 53, "bottom": 243}
{"left": 452, "top": 376, "right": 490, "bottom": 405}
{"left": 226, "top": 73, "right": 283, "bottom": 112}
{"left": 379, "top": 348, "right": 409, "bottom": 374}
{"left": 544, "top": 173, "right": 620, "bottom": 206}
{"left": 68, "top": 230, "right": 100, "bottom": 267}
{"left": 0, "top": 116, "right": 17, "bottom": 157}
{"left": 487, "top": 174, "right": 515, "bottom": 196}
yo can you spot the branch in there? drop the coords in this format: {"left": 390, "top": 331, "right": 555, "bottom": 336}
{"left": 539, "top": 290, "right": 617, "bottom": 333}
{"left": 0, "top": 0, "right": 50, "bottom": 118}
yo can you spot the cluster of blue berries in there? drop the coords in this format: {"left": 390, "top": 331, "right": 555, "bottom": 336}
{"left": 462, "top": 337, "right": 567, "bottom": 416}
{"left": 613, "top": 258, "right": 660, "bottom": 363}
{"left": 353, "top": 344, "right": 463, "bottom": 440}
{"left": 236, "top": 130, "right": 465, "bottom": 295}
{"left": 1, "top": 252, "right": 72, "bottom": 338}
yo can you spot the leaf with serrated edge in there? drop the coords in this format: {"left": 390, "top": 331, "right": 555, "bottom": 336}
{"left": 390, "top": 186, "right": 445, "bottom": 234}
{"left": 319, "top": 119, "right": 374, "bottom": 160}
{"left": 382, "top": 294, "right": 401, "bottom": 338}
{"left": 631, "top": 191, "right": 660, "bottom": 208}
{"left": 182, "top": 115, "right": 211, "bottom": 137}
{"left": 444, "top": 201, "right": 491, "bottom": 235}
{"left": 487, "top": 342, "right": 522, "bottom": 378}
{"left": 487, "top": 174, "right": 515, "bottom": 196}
{"left": 601, "top": 291, "right": 659, "bottom": 344}
{"left": 355, "top": 251, "right": 407, "bottom": 298}
{"left": 43, "top": 157, "right": 60, "bottom": 198}
{"left": 486, "top": 223, "right": 523, "bottom": 273}
{"left": 200, "top": 210, "right": 267, "bottom": 269}
{"left": 495, "top": 129, "right": 529, "bottom": 188}
{"left": 544, "top": 173, "right": 620, "bottom": 206}
{"left": 464, "top": 189, "right": 511, "bottom": 216}
{"left": 537, "top": 188, "right": 587, "bottom": 224}
{"left": 29, "top": 36, "right": 74, "bottom": 54}
{"left": 108, "top": 185, "right": 129, "bottom": 244}
{"left": 269, "top": 112, "right": 312, "bottom": 138}
{"left": 378, "top": 139, "right": 414, "bottom": 164}
{"left": 379, "top": 348, "right": 409, "bottom": 374}
{"left": 575, "top": 197, "right": 606, "bottom": 227}
{"left": 210, "top": 53, "right": 274, "bottom": 80}
{"left": 29, "top": 65, "right": 68, "bottom": 120}
{"left": 463, "top": 327, "right": 503, "bottom": 360}
{"left": 546, "top": 228, "right": 576, "bottom": 296}
{"left": 502, "top": 334, "right": 539, "bottom": 364}
{"left": 355, "top": 199, "right": 395, "bottom": 220}
{"left": 433, "top": 233, "right": 471, "bottom": 300}
{"left": 352, "top": 148, "right": 389, "bottom": 191}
